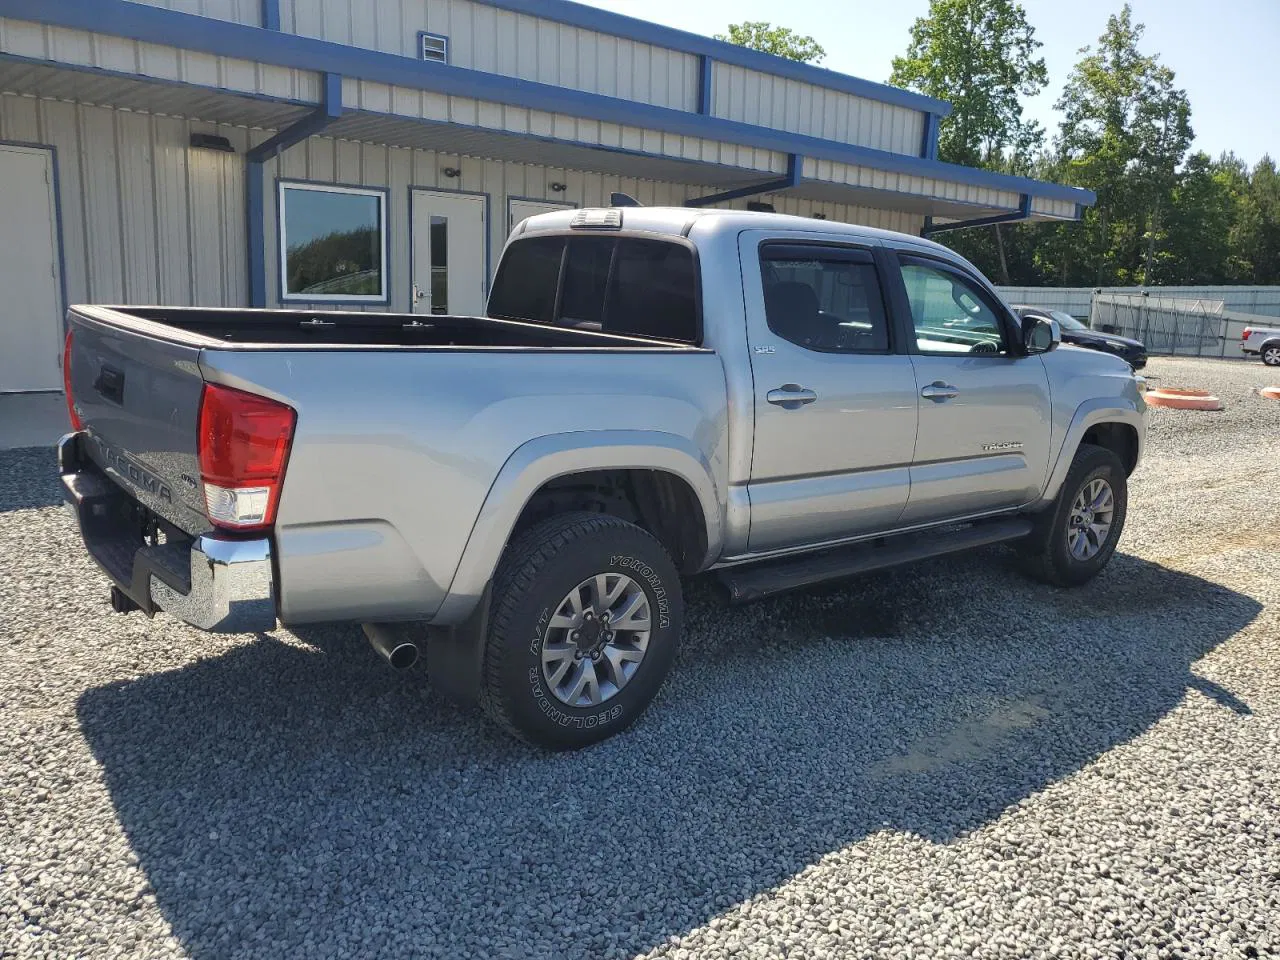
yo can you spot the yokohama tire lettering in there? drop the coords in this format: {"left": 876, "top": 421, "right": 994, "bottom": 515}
{"left": 610, "top": 555, "right": 671, "bottom": 628}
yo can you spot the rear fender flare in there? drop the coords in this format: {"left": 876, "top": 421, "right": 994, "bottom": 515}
{"left": 432, "top": 431, "right": 723, "bottom": 626}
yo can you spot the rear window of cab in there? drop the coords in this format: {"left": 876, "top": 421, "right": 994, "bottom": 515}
{"left": 488, "top": 235, "right": 700, "bottom": 344}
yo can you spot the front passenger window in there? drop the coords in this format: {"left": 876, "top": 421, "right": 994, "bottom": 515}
{"left": 900, "top": 261, "right": 1006, "bottom": 354}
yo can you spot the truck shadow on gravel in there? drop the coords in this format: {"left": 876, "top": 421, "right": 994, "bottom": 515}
{"left": 77, "top": 550, "right": 1261, "bottom": 960}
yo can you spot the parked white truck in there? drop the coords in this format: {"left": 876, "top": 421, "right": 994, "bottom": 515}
{"left": 59, "top": 207, "right": 1146, "bottom": 748}
{"left": 1241, "top": 325, "right": 1280, "bottom": 366}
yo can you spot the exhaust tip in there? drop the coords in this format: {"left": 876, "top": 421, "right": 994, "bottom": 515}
{"left": 387, "top": 642, "right": 418, "bottom": 670}
{"left": 363, "top": 623, "right": 420, "bottom": 671}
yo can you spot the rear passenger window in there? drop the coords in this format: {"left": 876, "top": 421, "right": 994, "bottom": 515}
{"left": 487, "top": 234, "right": 700, "bottom": 344}
{"left": 605, "top": 239, "right": 698, "bottom": 343}
{"left": 760, "top": 245, "right": 890, "bottom": 352}
{"left": 488, "top": 236, "right": 563, "bottom": 323}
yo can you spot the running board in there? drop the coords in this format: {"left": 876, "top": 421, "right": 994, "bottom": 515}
{"left": 716, "top": 517, "right": 1034, "bottom": 604}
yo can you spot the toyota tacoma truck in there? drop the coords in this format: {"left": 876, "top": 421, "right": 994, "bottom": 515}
{"left": 59, "top": 206, "right": 1146, "bottom": 749}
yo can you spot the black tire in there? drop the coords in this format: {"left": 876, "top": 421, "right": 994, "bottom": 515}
{"left": 481, "top": 512, "right": 683, "bottom": 749}
{"left": 1017, "top": 443, "right": 1128, "bottom": 587}
{"left": 1262, "top": 343, "right": 1280, "bottom": 367}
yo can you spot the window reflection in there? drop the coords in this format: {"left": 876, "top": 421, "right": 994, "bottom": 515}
{"left": 280, "top": 184, "right": 386, "bottom": 301}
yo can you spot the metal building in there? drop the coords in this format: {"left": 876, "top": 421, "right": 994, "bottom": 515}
{"left": 0, "top": 0, "right": 1094, "bottom": 393}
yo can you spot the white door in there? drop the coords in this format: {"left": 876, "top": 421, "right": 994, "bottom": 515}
{"left": 0, "top": 145, "right": 62, "bottom": 392}
{"left": 508, "top": 197, "right": 574, "bottom": 233}
{"left": 411, "top": 190, "right": 487, "bottom": 316}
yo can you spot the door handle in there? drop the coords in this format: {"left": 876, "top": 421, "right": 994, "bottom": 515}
{"left": 766, "top": 385, "right": 818, "bottom": 409}
{"left": 920, "top": 381, "right": 959, "bottom": 401}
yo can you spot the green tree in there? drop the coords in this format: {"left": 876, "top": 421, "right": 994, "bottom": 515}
{"left": 1054, "top": 4, "right": 1192, "bottom": 285}
{"left": 1231, "top": 156, "right": 1280, "bottom": 284}
{"left": 714, "top": 22, "right": 825, "bottom": 63}
{"left": 1158, "top": 152, "right": 1242, "bottom": 284}
{"left": 889, "top": 0, "right": 1047, "bottom": 168}
{"left": 888, "top": 0, "right": 1047, "bottom": 282}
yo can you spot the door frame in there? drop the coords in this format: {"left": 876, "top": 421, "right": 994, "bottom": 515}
{"left": 506, "top": 195, "right": 576, "bottom": 232}
{"left": 407, "top": 185, "right": 492, "bottom": 311}
{"left": 0, "top": 140, "right": 68, "bottom": 393}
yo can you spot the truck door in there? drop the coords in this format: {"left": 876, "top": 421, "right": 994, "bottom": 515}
{"left": 740, "top": 235, "right": 919, "bottom": 554}
{"left": 887, "top": 252, "right": 1053, "bottom": 524}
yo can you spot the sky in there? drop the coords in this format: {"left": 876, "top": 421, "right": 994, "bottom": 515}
{"left": 576, "top": 0, "right": 1278, "bottom": 167}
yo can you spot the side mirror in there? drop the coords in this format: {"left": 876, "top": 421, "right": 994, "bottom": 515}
{"left": 1022, "top": 315, "right": 1060, "bottom": 354}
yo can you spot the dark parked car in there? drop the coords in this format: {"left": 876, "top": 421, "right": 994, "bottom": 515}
{"left": 1012, "top": 306, "right": 1147, "bottom": 370}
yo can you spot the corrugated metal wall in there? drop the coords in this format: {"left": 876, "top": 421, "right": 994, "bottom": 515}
{"left": 805, "top": 156, "right": 1021, "bottom": 214}
{"left": 0, "top": 18, "right": 321, "bottom": 104}
{"left": 712, "top": 63, "right": 924, "bottom": 157}
{"left": 0, "top": 83, "right": 916, "bottom": 319}
{"left": 281, "top": 0, "right": 700, "bottom": 111}
{"left": 0, "top": 93, "right": 248, "bottom": 307}
{"left": 259, "top": 134, "right": 916, "bottom": 311}
{"left": 342, "top": 78, "right": 785, "bottom": 176}
{"left": 1029, "top": 196, "right": 1076, "bottom": 220}
{"left": 125, "top": 0, "right": 262, "bottom": 26}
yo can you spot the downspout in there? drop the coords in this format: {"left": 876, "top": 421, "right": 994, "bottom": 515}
{"left": 246, "top": 72, "right": 343, "bottom": 307}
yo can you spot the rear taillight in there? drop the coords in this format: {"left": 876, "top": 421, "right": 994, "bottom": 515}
{"left": 1242, "top": 327, "right": 1252, "bottom": 341}
{"left": 63, "top": 328, "right": 83, "bottom": 430}
{"left": 197, "top": 383, "right": 296, "bottom": 532}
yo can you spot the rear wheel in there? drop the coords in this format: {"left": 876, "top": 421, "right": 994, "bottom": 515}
{"left": 1262, "top": 344, "right": 1280, "bottom": 366}
{"left": 481, "top": 512, "right": 683, "bottom": 749}
{"left": 1018, "top": 443, "right": 1128, "bottom": 587}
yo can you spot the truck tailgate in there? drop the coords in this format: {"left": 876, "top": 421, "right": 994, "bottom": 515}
{"left": 66, "top": 311, "right": 210, "bottom": 535}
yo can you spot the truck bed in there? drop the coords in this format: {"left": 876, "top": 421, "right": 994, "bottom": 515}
{"left": 63, "top": 302, "right": 725, "bottom": 626}
{"left": 72, "top": 305, "right": 705, "bottom": 351}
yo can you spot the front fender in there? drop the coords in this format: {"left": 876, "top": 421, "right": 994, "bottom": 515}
{"left": 431, "top": 430, "right": 724, "bottom": 626}
{"left": 1038, "top": 396, "right": 1146, "bottom": 506}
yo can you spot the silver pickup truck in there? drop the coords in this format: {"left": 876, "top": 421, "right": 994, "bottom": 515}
{"left": 59, "top": 206, "right": 1145, "bottom": 748}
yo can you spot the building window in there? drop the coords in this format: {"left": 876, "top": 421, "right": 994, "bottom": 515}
{"left": 278, "top": 182, "right": 387, "bottom": 303}
{"left": 419, "top": 32, "right": 448, "bottom": 63}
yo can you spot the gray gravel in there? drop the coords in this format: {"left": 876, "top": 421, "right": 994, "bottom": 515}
{"left": 3, "top": 356, "right": 1279, "bottom": 960}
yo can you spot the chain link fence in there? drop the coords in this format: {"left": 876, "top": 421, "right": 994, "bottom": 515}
{"left": 1089, "top": 294, "right": 1234, "bottom": 357}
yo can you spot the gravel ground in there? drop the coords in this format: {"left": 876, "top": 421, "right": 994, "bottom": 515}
{"left": 2, "top": 356, "right": 1279, "bottom": 960}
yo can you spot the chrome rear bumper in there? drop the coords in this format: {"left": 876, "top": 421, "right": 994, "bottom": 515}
{"left": 58, "top": 432, "right": 277, "bottom": 633}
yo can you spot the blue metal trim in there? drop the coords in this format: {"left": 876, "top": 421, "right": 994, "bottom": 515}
{"left": 0, "top": 0, "right": 1093, "bottom": 207}
{"left": 260, "top": 0, "right": 279, "bottom": 30}
{"left": 247, "top": 72, "right": 342, "bottom": 306}
{"left": 685, "top": 153, "right": 802, "bottom": 207}
{"left": 247, "top": 165, "right": 266, "bottom": 307}
{"left": 276, "top": 178, "right": 392, "bottom": 306}
{"left": 468, "top": 0, "right": 951, "bottom": 116}
{"left": 407, "top": 186, "right": 492, "bottom": 310}
{"left": 697, "top": 55, "right": 712, "bottom": 115}
{"left": 0, "top": 139, "right": 70, "bottom": 330}
{"left": 920, "top": 113, "right": 939, "bottom": 160}
{"left": 922, "top": 193, "right": 1033, "bottom": 235}
{"left": 245, "top": 71, "right": 342, "bottom": 162}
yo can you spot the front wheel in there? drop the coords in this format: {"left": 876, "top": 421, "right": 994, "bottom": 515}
{"left": 1018, "top": 443, "right": 1128, "bottom": 587}
{"left": 481, "top": 512, "right": 683, "bottom": 749}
